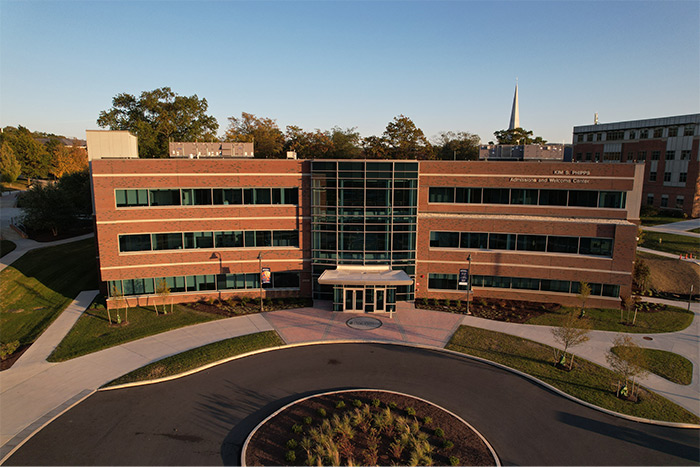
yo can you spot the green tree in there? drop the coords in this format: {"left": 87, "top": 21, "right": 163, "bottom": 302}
{"left": 97, "top": 87, "right": 219, "bottom": 158}
{"left": 0, "top": 143, "right": 21, "bottom": 183}
{"left": 5, "top": 126, "right": 50, "bottom": 180}
{"left": 361, "top": 135, "right": 388, "bottom": 159}
{"left": 225, "top": 112, "right": 284, "bottom": 158}
{"left": 328, "top": 127, "right": 362, "bottom": 159}
{"left": 382, "top": 115, "right": 432, "bottom": 159}
{"left": 493, "top": 127, "right": 547, "bottom": 145}
{"left": 432, "top": 131, "right": 480, "bottom": 160}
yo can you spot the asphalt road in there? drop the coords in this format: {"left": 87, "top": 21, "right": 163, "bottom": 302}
{"left": 5, "top": 343, "right": 699, "bottom": 466}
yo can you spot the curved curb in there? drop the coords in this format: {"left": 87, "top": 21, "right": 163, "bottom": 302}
{"left": 98, "top": 339, "right": 700, "bottom": 429}
{"left": 240, "top": 388, "right": 501, "bottom": 467}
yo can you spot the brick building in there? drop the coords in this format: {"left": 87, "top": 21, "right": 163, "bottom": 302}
{"left": 89, "top": 132, "right": 644, "bottom": 312}
{"left": 572, "top": 114, "right": 700, "bottom": 217}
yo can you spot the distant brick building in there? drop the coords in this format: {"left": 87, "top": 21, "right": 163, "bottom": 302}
{"left": 572, "top": 114, "right": 699, "bottom": 217}
{"left": 89, "top": 132, "right": 644, "bottom": 311}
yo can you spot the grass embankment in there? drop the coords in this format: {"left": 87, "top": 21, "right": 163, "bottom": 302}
{"left": 637, "top": 250, "right": 700, "bottom": 295}
{"left": 525, "top": 305, "right": 693, "bottom": 334}
{"left": 49, "top": 299, "right": 225, "bottom": 362}
{"left": 446, "top": 326, "right": 699, "bottom": 424}
{"left": 640, "top": 216, "right": 687, "bottom": 227}
{"left": 0, "top": 239, "right": 16, "bottom": 258}
{"left": 640, "top": 231, "right": 699, "bottom": 257}
{"left": 612, "top": 346, "right": 693, "bottom": 386}
{"left": 0, "top": 238, "right": 97, "bottom": 346}
{"left": 104, "top": 331, "right": 284, "bottom": 387}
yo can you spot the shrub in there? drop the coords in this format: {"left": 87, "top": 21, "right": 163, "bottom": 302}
{"left": 443, "top": 440, "right": 454, "bottom": 450}
{"left": 431, "top": 298, "right": 439, "bottom": 307}
{"left": 423, "top": 416, "right": 432, "bottom": 425}
{"left": 371, "top": 398, "right": 381, "bottom": 407}
{"left": 264, "top": 298, "right": 273, "bottom": 308}
{"left": 434, "top": 427, "right": 445, "bottom": 438}
{"left": 286, "top": 439, "right": 298, "bottom": 449}
{"left": 317, "top": 408, "right": 327, "bottom": 417}
{"left": 449, "top": 455, "right": 460, "bottom": 466}
{"left": 285, "top": 450, "right": 296, "bottom": 463}
{"left": 240, "top": 296, "right": 249, "bottom": 306}
{"left": 0, "top": 340, "right": 20, "bottom": 360}
{"left": 445, "top": 299, "right": 452, "bottom": 309}
{"left": 303, "top": 416, "right": 312, "bottom": 425}
{"left": 292, "top": 424, "right": 303, "bottom": 434}
{"left": 405, "top": 406, "right": 416, "bottom": 416}
{"left": 388, "top": 402, "right": 397, "bottom": 409}
{"left": 353, "top": 399, "right": 363, "bottom": 408}
{"left": 336, "top": 401, "right": 346, "bottom": 409}
{"left": 456, "top": 300, "right": 462, "bottom": 310}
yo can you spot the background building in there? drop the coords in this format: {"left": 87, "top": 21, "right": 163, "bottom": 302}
{"left": 89, "top": 132, "right": 643, "bottom": 311}
{"left": 572, "top": 114, "right": 700, "bottom": 217}
{"left": 478, "top": 143, "right": 569, "bottom": 161}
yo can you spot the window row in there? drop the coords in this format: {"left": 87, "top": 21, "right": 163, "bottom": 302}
{"left": 312, "top": 188, "right": 417, "bottom": 207}
{"left": 119, "top": 230, "right": 299, "bottom": 252}
{"left": 313, "top": 231, "right": 416, "bottom": 252}
{"left": 115, "top": 187, "right": 299, "bottom": 208}
{"left": 428, "top": 187, "right": 626, "bottom": 209}
{"left": 108, "top": 271, "right": 301, "bottom": 296}
{"left": 429, "top": 231, "right": 613, "bottom": 257}
{"left": 576, "top": 125, "right": 695, "bottom": 142}
{"left": 427, "top": 273, "right": 620, "bottom": 297}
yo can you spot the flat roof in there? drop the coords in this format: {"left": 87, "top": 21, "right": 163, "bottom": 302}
{"left": 318, "top": 265, "right": 413, "bottom": 286}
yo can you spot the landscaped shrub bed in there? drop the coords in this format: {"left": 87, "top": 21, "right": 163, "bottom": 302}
{"left": 185, "top": 296, "right": 313, "bottom": 317}
{"left": 416, "top": 297, "right": 559, "bottom": 323}
{"left": 244, "top": 390, "right": 495, "bottom": 466}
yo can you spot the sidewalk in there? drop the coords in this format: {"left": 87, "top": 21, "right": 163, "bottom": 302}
{"left": 1, "top": 296, "right": 698, "bottom": 462}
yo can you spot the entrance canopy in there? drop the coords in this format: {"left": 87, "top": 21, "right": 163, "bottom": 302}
{"left": 318, "top": 265, "right": 413, "bottom": 286}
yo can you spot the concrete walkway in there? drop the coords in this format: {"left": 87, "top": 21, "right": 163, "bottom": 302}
{"left": 643, "top": 218, "right": 700, "bottom": 233}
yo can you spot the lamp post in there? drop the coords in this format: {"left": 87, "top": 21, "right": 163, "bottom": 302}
{"left": 257, "top": 252, "right": 263, "bottom": 312}
{"left": 209, "top": 252, "right": 222, "bottom": 272}
{"left": 465, "top": 254, "right": 472, "bottom": 315}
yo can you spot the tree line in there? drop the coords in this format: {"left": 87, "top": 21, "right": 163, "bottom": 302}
{"left": 97, "top": 87, "right": 544, "bottom": 160}
{"left": 0, "top": 126, "right": 87, "bottom": 184}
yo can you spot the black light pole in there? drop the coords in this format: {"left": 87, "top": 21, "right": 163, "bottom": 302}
{"left": 466, "top": 254, "right": 472, "bottom": 315}
{"left": 257, "top": 252, "right": 263, "bottom": 312}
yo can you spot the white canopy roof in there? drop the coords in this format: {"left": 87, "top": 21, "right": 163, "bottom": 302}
{"left": 318, "top": 265, "right": 413, "bottom": 286}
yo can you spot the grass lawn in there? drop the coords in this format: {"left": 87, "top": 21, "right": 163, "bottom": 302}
{"left": 0, "top": 239, "right": 16, "bottom": 258}
{"left": 612, "top": 346, "right": 693, "bottom": 385}
{"left": 640, "top": 216, "right": 687, "bottom": 227}
{"left": 0, "top": 238, "right": 97, "bottom": 346}
{"left": 690, "top": 228, "right": 700, "bottom": 234}
{"left": 48, "top": 300, "right": 225, "bottom": 361}
{"left": 104, "top": 330, "right": 285, "bottom": 387}
{"left": 636, "top": 250, "right": 700, "bottom": 295}
{"left": 525, "top": 305, "right": 693, "bottom": 334}
{"left": 446, "top": 326, "right": 699, "bottom": 424}
{"left": 640, "top": 231, "right": 699, "bottom": 257}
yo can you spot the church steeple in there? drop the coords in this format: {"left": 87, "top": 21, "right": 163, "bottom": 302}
{"left": 508, "top": 82, "right": 520, "bottom": 130}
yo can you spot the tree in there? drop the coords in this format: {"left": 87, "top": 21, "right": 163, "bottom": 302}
{"left": 97, "top": 87, "right": 219, "bottom": 158}
{"left": 361, "top": 135, "right": 388, "bottom": 159}
{"left": 5, "top": 126, "right": 50, "bottom": 180}
{"left": 382, "top": 115, "right": 433, "bottom": 160}
{"left": 432, "top": 131, "right": 480, "bottom": 160}
{"left": 633, "top": 258, "right": 650, "bottom": 294}
{"left": 620, "top": 294, "right": 640, "bottom": 325}
{"left": 155, "top": 278, "right": 171, "bottom": 315}
{"left": 493, "top": 127, "right": 547, "bottom": 145}
{"left": 551, "top": 311, "right": 591, "bottom": 370}
{"left": 50, "top": 141, "right": 87, "bottom": 178}
{"left": 606, "top": 335, "right": 649, "bottom": 400}
{"left": 225, "top": 112, "right": 284, "bottom": 158}
{"left": 329, "top": 127, "right": 362, "bottom": 159}
{"left": 0, "top": 143, "right": 21, "bottom": 183}
{"left": 578, "top": 281, "right": 591, "bottom": 318}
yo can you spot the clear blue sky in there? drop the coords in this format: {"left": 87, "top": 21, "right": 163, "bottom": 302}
{"left": 1, "top": 0, "right": 698, "bottom": 144}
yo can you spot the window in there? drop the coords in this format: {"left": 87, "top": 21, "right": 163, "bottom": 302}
{"left": 119, "top": 234, "right": 151, "bottom": 252}
{"left": 272, "top": 271, "right": 300, "bottom": 288}
{"left": 156, "top": 276, "right": 186, "bottom": 293}
{"left": 482, "top": 188, "right": 510, "bottom": 204}
{"left": 638, "top": 151, "right": 646, "bottom": 160}
{"left": 681, "top": 150, "right": 691, "bottom": 160}
{"left": 539, "top": 190, "right": 567, "bottom": 206}
{"left": 598, "top": 191, "right": 626, "bottom": 209}
{"left": 184, "top": 231, "right": 214, "bottom": 249}
{"left": 577, "top": 135, "right": 584, "bottom": 142}
{"left": 152, "top": 233, "right": 183, "bottom": 250}
{"left": 576, "top": 152, "right": 583, "bottom": 161}
{"left": 540, "top": 280, "right": 570, "bottom": 293}
{"left": 586, "top": 134, "right": 593, "bottom": 142}
{"left": 150, "top": 189, "right": 181, "bottom": 206}
{"left": 646, "top": 194, "right": 654, "bottom": 206}
{"left": 430, "top": 231, "right": 459, "bottom": 248}
{"left": 511, "top": 189, "right": 538, "bottom": 205}
{"left": 273, "top": 230, "right": 299, "bottom": 247}
{"left": 116, "top": 189, "right": 148, "bottom": 207}
{"left": 676, "top": 196, "right": 684, "bottom": 209}
{"left": 679, "top": 172, "right": 688, "bottom": 183}
{"left": 668, "top": 127, "right": 678, "bottom": 137}
{"left": 190, "top": 275, "right": 216, "bottom": 291}
{"left": 489, "top": 233, "right": 516, "bottom": 250}
{"left": 429, "top": 187, "right": 454, "bottom": 203}
{"left": 568, "top": 190, "right": 598, "bottom": 207}
{"left": 460, "top": 232, "right": 488, "bottom": 249}
{"left": 585, "top": 152, "right": 592, "bottom": 161}
{"left": 595, "top": 152, "right": 600, "bottom": 162}
{"left": 215, "top": 231, "right": 244, "bottom": 248}
{"left": 664, "top": 172, "right": 672, "bottom": 182}
{"left": 181, "top": 188, "right": 212, "bottom": 205}
{"left": 516, "top": 234, "right": 546, "bottom": 252}
{"left": 428, "top": 273, "right": 457, "bottom": 290}
{"left": 684, "top": 126, "right": 695, "bottom": 136}
{"left": 579, "top": 237, "right": 613, "bottom": 257}
{"left": 606, "top": 131, "right": 624, "bottom": 140}
{"left": 604, "top": 152, "right": 621, "bottom": 161}
{"left": 651, "top": 151, "right": 660, "bottom": 160}
{"left": 547, "top": 236, "right": 579, "bottom": 254}
{"left": 640, "top": 129, "right": 648, "bottom": 139}
{"left": 653, "top": 128, "right": 663, "bottom": 138}
{"left": 661, "top": 195, "right": 668, "bottom": 207}
{"left": 649, "top": 171, "right": 657, "bottom": 182}
{"left": 628, "top": 131, "right": 636, "bottom": 140}
{"left": 213, "top": 188, "right": 242, "bottom": 205}
{"left": 455, "top": 187, "right": 482, "bottom": 203}
{"left": 666, "top": 151, "right": 675, "bottom": 160}
{"left": 122, "top": 278, "right": 155, "bottom": 295}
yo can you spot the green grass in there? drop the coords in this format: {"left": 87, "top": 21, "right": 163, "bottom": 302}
{"left": 612, "top": 347, "right": 693, "bottom": 385}
{"left": 48, "top": 300, "right": 225, "bottom": 362}
{"left": 0, "top": 238, "right": 97, "bottom": 346}
{"left": 104, "top": 331, "right": 285, "bottom": 387}
{"left": 640, "top": 216, "right": 687, "bottom": 227}
{"left": 640, "top": 231, "right": 700, "bottom": 256}
{"left": 690, "top": 228, "right": 700, "bottom": 234}
{"left": 446, "top": 326, "right": 699, "bottom": 424}
{"left": 0, "top": 239, "right": 17, "bottom": 258}
{"left": 525, "top": 305, "right": 693, "bottom": 334}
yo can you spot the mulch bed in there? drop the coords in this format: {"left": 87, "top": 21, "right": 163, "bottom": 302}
{"left": 185, "top": 298, "right": 312, "bottom": 317}
{"left": 417, "top": 297, "right": 560, "bottom": 323}
{"left": 244, "top": 390, "right": 496, "bottom": 466}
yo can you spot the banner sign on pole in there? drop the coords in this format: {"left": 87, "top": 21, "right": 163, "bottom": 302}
{"left": 458, "top": 268, "right": 469, "bottom": 286}
{"left": 261, "top": 267, "right": 271, "bottom": 284}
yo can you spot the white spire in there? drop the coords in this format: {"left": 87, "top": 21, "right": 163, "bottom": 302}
{"left": 508, "top": 81, "right": 520, "bottom": 130}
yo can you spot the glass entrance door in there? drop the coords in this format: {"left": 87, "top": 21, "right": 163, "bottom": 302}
{"left": 344, "top": 288, "right": 363, "bottom": 312}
